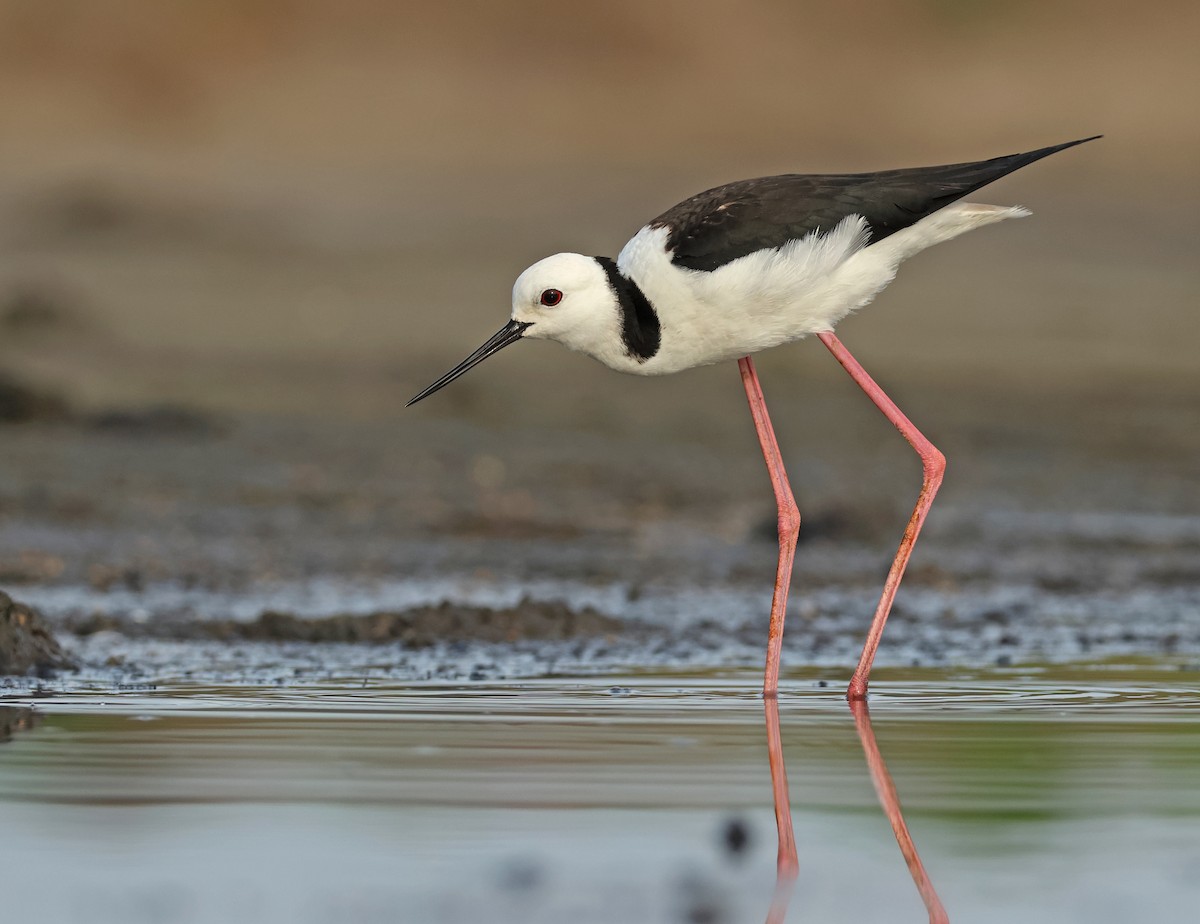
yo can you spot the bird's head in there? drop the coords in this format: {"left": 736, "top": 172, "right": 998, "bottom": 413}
{"left": 511, "top": 253, "right": 619, "bottom": 349}
{"left": 407, "top": 253, "right": 620, "bottom": 406}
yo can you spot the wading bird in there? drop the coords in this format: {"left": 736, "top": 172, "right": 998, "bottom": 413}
{"left": 408, "top": 137, "right": 1098, "bottom": 701}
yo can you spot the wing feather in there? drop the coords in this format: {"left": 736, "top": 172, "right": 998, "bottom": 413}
{"left": 650, "top": 137, "right": 1099, "bottom": 272}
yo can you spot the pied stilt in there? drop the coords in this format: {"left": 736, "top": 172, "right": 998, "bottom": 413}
{"left": 408, "top": 136, "right": 1099, "bottom": 701}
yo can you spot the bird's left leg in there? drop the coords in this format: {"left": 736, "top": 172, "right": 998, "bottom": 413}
{"left": 741, "top": 355, "right": 801, "bottom": 890}
{"left": 738, "top": 356, "right": 801, "bottom": 699}
{"left": 817, "top": 332, "right": 946, "bottom": 701}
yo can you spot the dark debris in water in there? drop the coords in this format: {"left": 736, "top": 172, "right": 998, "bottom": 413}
{"left": 675, "top": 871, "right": 730, "bottom": 924}
{"left": 720, "top": 817, "right": 751, "bottom": 861}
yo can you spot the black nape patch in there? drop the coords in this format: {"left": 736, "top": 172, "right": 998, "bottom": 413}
{"left": 593, "top": 257, "right": 660, "bottom": 361}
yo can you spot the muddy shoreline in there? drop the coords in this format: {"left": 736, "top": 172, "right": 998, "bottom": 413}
{"left": 2, "top": 381, "right": 1199, "bottom": 687}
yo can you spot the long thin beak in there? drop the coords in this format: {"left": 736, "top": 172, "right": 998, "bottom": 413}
{"left": 406, "top": 319, "right": 532, "bottom": 407}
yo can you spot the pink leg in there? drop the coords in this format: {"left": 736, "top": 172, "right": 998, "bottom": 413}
{"left": 738, "top": 356, "right": 801, "bottom": 699}
{"left": 763, "top": 695, "right": 799, "bottom": 920}
{"left": 817, "top": 332, "right": 946, "bottom": 701}
{"left": 850, "top": 698, "right": 949, "bottom": 923}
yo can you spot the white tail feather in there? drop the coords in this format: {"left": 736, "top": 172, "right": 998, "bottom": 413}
{"left": 877, "top": 202, "right": 1030, "bottom": 264}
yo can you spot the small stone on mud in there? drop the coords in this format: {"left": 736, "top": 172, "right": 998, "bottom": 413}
{"left": 0, "top": 590, "right": 77, "bottom": 676}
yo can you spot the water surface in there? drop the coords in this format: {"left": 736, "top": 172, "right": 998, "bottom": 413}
{"left": 2, "top": 667, "right": 1197, "bottom": 923}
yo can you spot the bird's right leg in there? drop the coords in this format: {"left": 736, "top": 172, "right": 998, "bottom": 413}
{"left": 738, "top": 356, "right": 801, "bottom": 700}
{"left": 817, "top": 332, "right": 946, "bottom": 701}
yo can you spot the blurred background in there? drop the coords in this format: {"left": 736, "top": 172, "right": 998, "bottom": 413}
{"left": 0, "top": 0, "right": 1196, "bottom": 593}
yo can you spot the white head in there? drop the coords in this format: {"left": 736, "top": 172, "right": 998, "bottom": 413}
{"left": 510, "top": 253, "right": 622, "bottom": 356}
{"left": 407, "top": 252, "right": 625, "bottom": 406}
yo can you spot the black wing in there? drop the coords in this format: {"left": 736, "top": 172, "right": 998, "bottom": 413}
{"left": 650, "top": 137, "right": 1099, "bottom": 272}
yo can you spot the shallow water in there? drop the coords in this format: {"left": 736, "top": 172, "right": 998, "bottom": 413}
{"left": 2, "top": 667, "right": 1198, "bottom": 924}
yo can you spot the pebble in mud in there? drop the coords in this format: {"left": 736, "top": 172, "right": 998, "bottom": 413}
{"left": 0, "top": 591, "right": 76, "bottom": 676}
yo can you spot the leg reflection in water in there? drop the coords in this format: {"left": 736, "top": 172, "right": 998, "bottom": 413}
{"left": 850, "top": 698, "right": 950, "bottom": 924}
{"left": 760, "top": 696, "right": 949, "bottom": 923}
{"left": 763, "top": 695, "right": 798, "bottom": 924}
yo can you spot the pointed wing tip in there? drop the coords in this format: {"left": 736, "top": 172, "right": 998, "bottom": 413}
{"left": 1006, "top": 134, "right": 1102, "bottom": 170}
{"left": 1043, "top": 135, "right": 1103, "bottom": 156}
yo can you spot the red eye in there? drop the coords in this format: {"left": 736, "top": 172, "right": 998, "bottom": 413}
{"left": 540, "top": 288, "right": 563, "bottom": 307}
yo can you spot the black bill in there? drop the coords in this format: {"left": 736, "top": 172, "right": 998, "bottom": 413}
{"left": 406, "top": 319, "right": 532, "bottom": 407}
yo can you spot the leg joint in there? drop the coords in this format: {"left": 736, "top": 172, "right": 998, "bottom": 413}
{"left": 777, "top": 502, "right": 801, "bottom": 539}
{"left": 922, "top": 445, "right": 947, "bottom": 482}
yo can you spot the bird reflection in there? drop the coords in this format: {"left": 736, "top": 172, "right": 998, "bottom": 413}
{"left": 761, "top": 695, "right": 948, "bottom": 923}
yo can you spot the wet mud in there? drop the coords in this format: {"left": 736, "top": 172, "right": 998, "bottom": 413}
{"left": 66, "top": 597, "right": 626, "bottom": 647}
{"left": 1, "top": 385, "right": 1198, "bottom": 688}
